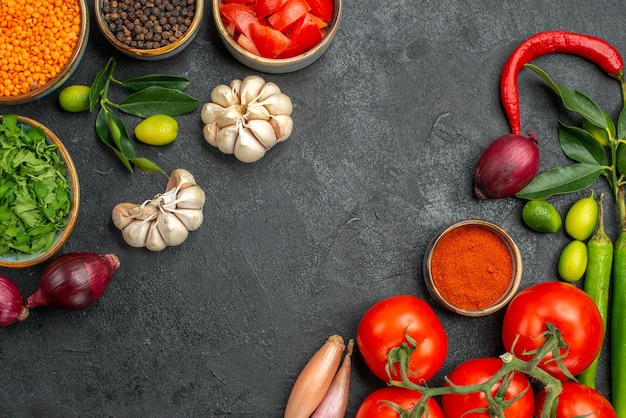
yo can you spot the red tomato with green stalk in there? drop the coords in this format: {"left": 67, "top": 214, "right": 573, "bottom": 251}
{"left": 501, "top": 281, "right": 603, "bottom": 380}
{"left": 441, "top": 357, "right": 535, "bottom": 418}
{"left": 356, "top": 295, "right": 448, "bottom": 385}
{"left": 355, "top": 387, "right": 444, "bottom": 418}
{"left": 535, "top": 381, "right": 616, "bottom": 417}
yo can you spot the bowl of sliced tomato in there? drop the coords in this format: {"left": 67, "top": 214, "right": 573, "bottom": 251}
{"left": 213, "top": 0, "right": 342, "bottom": 73}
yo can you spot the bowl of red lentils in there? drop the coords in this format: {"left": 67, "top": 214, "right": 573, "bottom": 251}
{"left": 422, "top": 219, "right": 523, "bottom": 317}
{"left": 0, "top": 0, "right": 89, "bottom": 105}
{"left": 95, "top": 0, "right": 204, "bottom": 60}
{"left": 213, "top": 0, "right": 343, "bottom": 73}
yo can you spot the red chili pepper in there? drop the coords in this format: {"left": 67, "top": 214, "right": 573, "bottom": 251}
{"left": 500, "top": 30, "right": 625, "bottom": 135}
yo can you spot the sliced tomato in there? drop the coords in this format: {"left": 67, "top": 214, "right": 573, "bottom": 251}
{"left": 307, "top": 0, "right": 333, "bottom": 21}
{"left": 267, "top": 0, "right": 311, "bottom": 32}
{"left": 307, "top": 12, "right": 328, "bottom": 29}
{"left": 219, "top": 3, "right": 260, "bottom": 38}
{"left": 256, "top": 0, "right": 287, "bottom": 18}
{"left": 236, "top": 33, "right": 261, "bottom": 55}
{"left": 221, "top": 0, "right": 253, "bottom": 4}
{"left": 249, "top": 23, "right": 291, "bottom": 58}
{"left": 279, "top": 13, "right": 322, "bottom": 58}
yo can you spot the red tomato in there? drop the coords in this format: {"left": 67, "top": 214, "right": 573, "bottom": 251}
{"left": 256, "top": 0, "right": 287, "bottom": 18}
{"left": 307, "top": 0, "right": 333, "bottom": 21}
{"left": 278, "top": 13, "right": 322, "bottom": 58}
{"left": 267, "top": 0, "right": 311, "bottom": 32}
{"left": 501, "top": 282, "right": 603, "bottom": 380}
{"left": 355, "top": 387, "right": 444, "bottom": 418}
{"left": 219, "top": 3, "right": 260, "bottom": 38}
{"left": 535, "top": 381, "right": 616, "bottom": 417}
{"left": 441, "top": 358, "right": 534, "bottom": 418}
{"left": 356, "top": 295, "right": 448, "bottom": 385}
{"left": 249, "top": 23, "right": 291, "bottom": 57}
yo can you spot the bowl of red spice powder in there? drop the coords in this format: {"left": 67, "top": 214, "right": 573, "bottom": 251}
{"left": 0, "top": 0, "right": 89, "bottom": 105}
{"left": 423, "top": 219, "right": 523, "bottom": 317}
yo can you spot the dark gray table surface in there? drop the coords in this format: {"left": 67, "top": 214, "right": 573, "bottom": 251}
{"left": 1, "top": 0, "right": 625, "bottom": 416}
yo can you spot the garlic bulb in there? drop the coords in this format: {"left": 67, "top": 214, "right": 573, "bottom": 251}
{"left": 201, "top": 75, "right": 294, "bottom": 163}
{"left": 111, "top": 169, "right": 205, "bottom": 251}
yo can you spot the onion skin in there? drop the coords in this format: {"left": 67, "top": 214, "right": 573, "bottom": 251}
{"left": 27, "top": 252, "right": 121, "bottom": 311}
{"left": 474, "top": 131, "right": 540, "bottom": 199}
{"left": 0, "top": 275, "right": 28, "bottom": 327}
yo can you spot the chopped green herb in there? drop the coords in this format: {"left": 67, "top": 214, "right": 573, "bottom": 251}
{"left": 0, "top": 115, "right": 72, "bottom": 257}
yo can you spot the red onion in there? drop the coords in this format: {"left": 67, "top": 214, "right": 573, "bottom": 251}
{"left": 27, "top": 252, "right": 120, "bottom": 311}
{"left": 0, "top": 275, "right": 28, "bottom": 327}
{"left": 474, "top": 131, "right": 540, "bottom": 199}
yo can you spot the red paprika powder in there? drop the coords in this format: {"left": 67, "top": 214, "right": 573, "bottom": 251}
{"left": 430, "top": 224, "right": 513, "bottom": 311}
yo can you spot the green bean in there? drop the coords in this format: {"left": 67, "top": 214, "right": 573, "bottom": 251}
{"left": 578, "top": 193, "right": 612, "bottom": 389}
{"left": 612, "top": 187, "right": 626, "bottom": 416}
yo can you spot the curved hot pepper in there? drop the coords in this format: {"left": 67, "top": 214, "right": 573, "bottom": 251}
{"left": 500, "top": 30, "right": 625, "bottom": 135}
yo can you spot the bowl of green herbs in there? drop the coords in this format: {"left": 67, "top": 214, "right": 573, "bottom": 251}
{"left": 0, "top": 115, "right": 80, "bottom": 268}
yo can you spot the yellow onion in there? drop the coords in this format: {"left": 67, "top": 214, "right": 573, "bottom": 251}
{"left": 474, "top": 131, "right": 540, "bottom": 199}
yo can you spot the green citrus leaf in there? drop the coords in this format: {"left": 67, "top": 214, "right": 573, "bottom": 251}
{"left": 558, "top": 122, "right": 608, "bottom": 166}
{"left": 121, "top": 74, "right": 190, "bottom": 92}
{"left": 618, "top": 106, "right": 626, "bottom": 140}
{"left": 516, "top": 163, "right": 604, "bottom": 200}
{"left": 130, "top": 157, "right": 165, "bottom": 174}
{"left": 116, "top": 86, "right": 200, "bottom": 117}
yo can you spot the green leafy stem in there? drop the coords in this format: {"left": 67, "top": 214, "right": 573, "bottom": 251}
{"left": 89, "top": 57, "right": 200, "bottom": 174}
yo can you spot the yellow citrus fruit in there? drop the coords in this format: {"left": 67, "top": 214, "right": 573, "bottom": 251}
{"left": 558, "top": 240, "right": 588, "bottom": 282}
{"left": 58, "top": 85, "right": 90, "bottom": 112}
{"left": 134, "top": 114, "right": 178, "bottom": 146}
{"left": 565, "top": 195, "right": 599, "bottom": 241}
{"left": 521, "top": 200, "right": 562, "bottom": 233}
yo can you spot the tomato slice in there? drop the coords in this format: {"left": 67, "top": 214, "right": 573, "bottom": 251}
{"left": 221, "top": 0, "right": 253, "bottom": 4}
{"left": 256, "top": 0, "right": 287, "bottom": 18}
{"left": 279, "top": 13, "right": 322, "bottom": 58}
{"left": 307, "top": 12, "right": 328, "bottom": 29}
{"left": 236, "top": 33, "right": 261, "bottom": 55}
{"left": 307, "top": 0, "right": 333, "bottom": 21}
{"left": 219, "top": 3, "right": 260, "bottom": 38}
{"left": 267, "top": 0, "right": 311, "bottom": 32}
{"left": 249, "top": 23, "right": 291, "bottom": 58}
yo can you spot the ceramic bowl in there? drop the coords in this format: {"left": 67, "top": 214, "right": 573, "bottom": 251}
{"left": 0, "top": 0, "right": 89, "bottom": 105}
{"left": 423, "top": 219, "right": 523, "bottom": 317}
{"left": 0, "top": 116, "right": 80, "bottom": 268}
{"left": 95, "top": 0, "right": 204, "bottom": 60}
{"left": 213, "top": 0, "right": 343, "bottom": 73}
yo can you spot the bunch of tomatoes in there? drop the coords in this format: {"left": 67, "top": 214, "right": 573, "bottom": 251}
{"left": 354, "top": 281, "right": 617, "bottom": 417}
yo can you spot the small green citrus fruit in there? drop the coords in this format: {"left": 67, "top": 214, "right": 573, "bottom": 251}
{"left": 58, "top": 85, "right": 91, "bottom": 112}
{"left": 521, "top": 200, "right": 562, "bottom": 233}
{"left": 134, "top": 114, "right": 178, "bottom": 146}
{"left": 558, "top": 240, "right": 588, "bottom": 282}
{"left": 564, "top": 195, "right": 599, "bottom": 241}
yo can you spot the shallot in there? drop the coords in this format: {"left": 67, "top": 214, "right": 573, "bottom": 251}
{"left": 311, "top": 339, "right": 354, "bottom": 418}
{"left": 0, "top": 275, "right": 28, "bottom": 326}
{"left": 474, "top": 131, "right": 540, "bottom": 199}
{"left": 27, "top": 252, "right": 121, "bottom": 311}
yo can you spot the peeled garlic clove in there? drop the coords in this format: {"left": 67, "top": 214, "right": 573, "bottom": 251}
{"left": 240, "top": 75, "right": 266, "bottom": 105}
{"left": 256, "top": 81, "right": 282, "bottom": 102}
{"left": 211, "top": 84, "right": 240, "bottom": 107}
{"left": 112, "top": 202, "right": 140, "bottom": 230}
{"left": 270, "top": 114, "right": 294, "bottom": 142}
{"left": 122, "top": 220, "right": 150, "bottom": 248}
{"left": 203, "top": 122, "right": 219, "bottom": 147}
{"left": 245, "top": 119, "right": 277, "bottom": 149}
{"left": 174, "top": 185, "right": 206, "bottom": 210}
{"left": 172, "top": 208, "right": 204, "bottom": 231}
{"left": 157, "top": 212, "right": 189, "bottom": 247}
{"left": 261, "top": 93, "right": 293, "bottom": 116}
{"left": 245, "top": 103, "right": 271, "bottom": 121}
{"left": 216, "top": 125, "right": 239, "bottom": 154}
{"left": 217, "top": 106, "right": 244, "bottom": 128}
{"left": 166, "top": 168, "right": 198, "bottom": 192}
{"left": 234, "top": 126, "right": 267, "bottom": 163}
{"left": 201, "top": 102, "right": 225, "bottom": 124}
{"left": 145, "top": 221, "right": 168, "bottom": 252}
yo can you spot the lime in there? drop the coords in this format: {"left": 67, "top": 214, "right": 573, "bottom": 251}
{"left": 558, "top": 240, "right": 588, "bottom": 282}
{"left": 58, "top": 85, "right": 91, "bottom": 112}
{"left": 134, "top": 114, "right": 178, "bottom": 146}
{"left": 565, "top": 194, "right": 599, "bottom": 241}
{"left": 522, "top": 200, "right": 562, "bottom": 233}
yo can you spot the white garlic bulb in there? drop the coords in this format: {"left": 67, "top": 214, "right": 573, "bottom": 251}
{"left": 201, "top": 75, "right": 294, "bottom": 163}
{"left": 111, "top": 168, "right": 205, "bottom": 251}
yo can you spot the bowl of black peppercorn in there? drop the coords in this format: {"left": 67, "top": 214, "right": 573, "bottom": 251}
{"left": 95, "top": 0, "right": 204, "bottom": 60}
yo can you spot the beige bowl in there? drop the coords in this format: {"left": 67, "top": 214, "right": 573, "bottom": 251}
{"left": 0, "top": 116, "right": 80, "bottom": 268}
{"left": 95, "top": 0, "right": 204, "bottom": 60}
{"left": 423, "top": 219, "right": 523, "bottom": 317}
{"left": 213, "top": 0, "right": 342, "bottom": 73}
{"left": 0, "top": 0, "right": 89, "bottom": 105}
